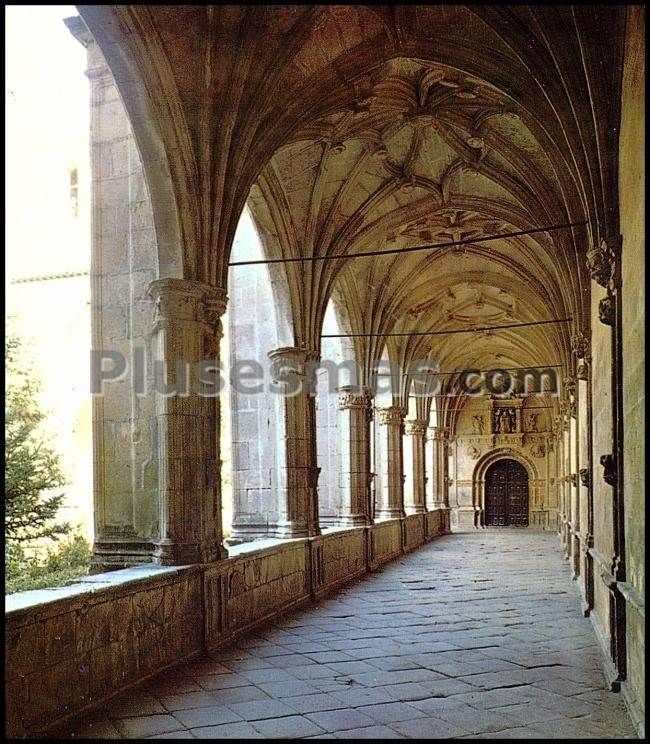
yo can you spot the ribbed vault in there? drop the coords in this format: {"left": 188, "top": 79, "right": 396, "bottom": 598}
{"left": 77, "top": 3, "right": 626, "bottom": 422}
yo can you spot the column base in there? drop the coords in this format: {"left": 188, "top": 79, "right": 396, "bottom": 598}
{"left": 336, "top": 514, "right": 372, "bottom": 528}
{"left": 153, "top": 539, "right": 228, "bottom": 566}
{"left": 375, "top": 509, "right": 406, "bottom": 520}
{"left": 91, "top": 537, "right": 156, "bottom": 572}
{"left": 273, "top": 522, "right": 321, "bottom": 539}
{"left": 405, "top": 505, "right": 427, "bottom": 515}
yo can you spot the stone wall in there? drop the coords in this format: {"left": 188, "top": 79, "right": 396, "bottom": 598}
{"left": 448, "top": 396, "right": 557, "bottom": 530}
{"left": 5, "top": 515, "right": 450, "bottom": 738}
{"left": 618, "top": 5, "right": 645, "bottom": 734}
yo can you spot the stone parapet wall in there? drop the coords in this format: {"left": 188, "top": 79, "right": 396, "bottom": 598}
{"left": 5, "top": 515, "right": 449, "bottom": 737}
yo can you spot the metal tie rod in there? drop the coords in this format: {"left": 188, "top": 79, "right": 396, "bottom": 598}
{"left": 228, "top": 221, "right": 587, "bottom": 266}
{"left": 322, "top": 317, "right": 572, "bottom": 338}
{"left": 407, "top": 363, "right": 564, "bottom": 377}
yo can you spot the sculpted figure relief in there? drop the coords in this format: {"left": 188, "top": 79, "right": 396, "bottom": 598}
{"left": 472, "top": 415, "right": 485, "bottom": 435}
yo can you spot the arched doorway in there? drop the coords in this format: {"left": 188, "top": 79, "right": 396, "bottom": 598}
{"left": 484, "top": 459, "right": 529, "bottom": 527}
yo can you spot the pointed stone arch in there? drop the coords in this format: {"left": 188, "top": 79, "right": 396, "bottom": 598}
{"left": 473, "top": 447, "right": 540, "bottom": 528}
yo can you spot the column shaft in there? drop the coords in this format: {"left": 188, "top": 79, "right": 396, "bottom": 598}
{"left": 338, "top": 387, "right": 373, "bottom": 526}
{"left": 149, "top": 278, "right": 227, "bottom": 565}
{"left": 405, "top": 419, "right": 427, "bottom": 513}
{"left": 375, "top": 406, "right": 406, "bottom": 519}
{"left": 269, "top": 347, "right": 320, "bottom": 538}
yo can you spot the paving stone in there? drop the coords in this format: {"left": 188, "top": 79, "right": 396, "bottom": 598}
{"left": 334, "top": 724, "right": 404, "bottom": 738}
{"left": 252, "top": 714, "right": 326, "bottom": 738}
{"left": 146, "top": 731, "right": 194, "bottom": 739}
{"left": 240, "top": 666, "right": 295, "bottom": 683}
{"left": 226, "top": 698, "right": 299, "bottom": 721}
{"left": 194, "top": 671, "right": 251, "bottom": 690}
{"left": 113, "top": 715, "right": 186, "bottom": 738}
{"left": 59, "top": 532, "right": 635, "bottom": 740}
{"left": 288, "top": 664, "right": 339, "bottom": 680}
{"left": 389, "top": 716, "right": 471, "bottom": 738}
{"left": 355, "top": 701, "right": 428, "bottom": 723}
{"left": 190, "top": 721, "right": 263, "bottom": 738}
{"left": 171, "top": 705, "right": 242, "bottom": 728}
{"left": 305, "top": 709, "right": 378, "bottom": 732}
{"left": 283, "top": 693, "right": 349, "bottom": 714}
{"left": 256, "top": 679, "right": 320, "bottom": 698}
{"left": 157, "top": 690, "right": 222, "bottom": 711}
{"left": 209, "top": 684, "right": 271, "bottom": 705}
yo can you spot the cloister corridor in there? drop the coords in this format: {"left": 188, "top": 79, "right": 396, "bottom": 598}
{"left": 59, "top": 531, "right": 636, "bottom": 740}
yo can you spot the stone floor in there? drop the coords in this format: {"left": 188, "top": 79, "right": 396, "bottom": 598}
{"left": 62, "top": 530, "right": 636, "bottom": 739}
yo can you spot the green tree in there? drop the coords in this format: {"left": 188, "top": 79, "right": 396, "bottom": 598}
{"left": 5, "top": 334, "right": 70, "bottom": 544}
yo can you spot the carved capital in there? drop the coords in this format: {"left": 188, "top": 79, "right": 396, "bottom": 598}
{"left": 376, "top": 405, "right": 406, "bottom": 426}
{"left": 570, "top": 473, "right": 579, "bottom": 488}
{"left": 576, "top": 360, "right": 589, "bottom": 381}
{"left": 433, "top": 426, "right": 450, "bottom": 442}
{"left": 405, "top": 418, "right": 428, "bottom": 436}
{"left": 579, "top": 467, "right": 591, "bottom": 488}
{"left": 571, "top": 331, "right": 590, "bottom": 359}
{"left": 337, "top": 386, "right": 372, "bottom": 411}
{"left": 586, "top": 236, "right": 617, "bottom": 288}
{"left": 148, "top": 278, "right": 228, "bottom": 329}
{"left": 600, "top": 454, "right": 616, "bottom": 486}
{"left": 598, "top": 292, "right": 614, "bottom": 326}
{"left": 268, "top": 346, "right": 320, "bottom": 384}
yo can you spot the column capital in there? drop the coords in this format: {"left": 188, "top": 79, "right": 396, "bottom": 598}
{"left": 337, "top": 385, "right": 373, "bottom": 410}
{"left": 432, "top": 426, "right": 450, "bottom": 441}
{"left": 268, "top": 346, "right": 319, "bottom": 365}
{"left": 405, "top": 418, "right": 428, "bottom": 436}
{"left": 376, "top": 405, "right": 407, "bottom": 426}
{"left": 148, "top": 278, "right": 227, "bottom": 326}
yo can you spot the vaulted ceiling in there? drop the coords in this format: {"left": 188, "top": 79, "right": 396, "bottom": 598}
{"left": 77, "top": 4, "right": 628, "bottom": 420}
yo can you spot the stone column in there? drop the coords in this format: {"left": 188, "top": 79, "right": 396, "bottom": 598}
{"left": 433, "top": 426, "right": 450, "bottom": 509}
{"left": 425, "top": 426, "right": 438, "bottom": 510}
{"left": 268, "top": 347, "right": 321, "bottom": 538}
{"left": 404, "top": 419, "right": 427, "bottom": 513}
{"left": 375, "top": 406, "right": 407, "bottom": 519}
{"left": 575, "top": 337, "right": 594, "bottom": 614}
{"left": 337, "top": 386, "right": 373, "bottom": 526}
{"left": 148, "top": 278, "right": 228, "bottom": 565}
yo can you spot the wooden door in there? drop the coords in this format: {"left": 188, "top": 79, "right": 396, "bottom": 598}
{"left": 485, "top": 459, "right": 529, "bottom": 526}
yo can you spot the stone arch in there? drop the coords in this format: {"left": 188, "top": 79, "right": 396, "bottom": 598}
{"left": 473, "top": 448, "right": 539, "bottom": 528}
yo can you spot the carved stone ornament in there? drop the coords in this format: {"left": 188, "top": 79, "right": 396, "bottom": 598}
{"left": 405, "top": 419, "right": 428, "bottom": 436}
{"left": 586, "top": 236, "right": 616, "bottom": 288}
{"left": 570, "top": 473, "right": 579, "bottom": 488}
{"left": 579, "top": 467, "right": 591, "bottom": 488}
{"left": 599, "top": 292, "right": 614, "bottom": 326}
{"left": 576, "top": 360, "right": 589, "bottom": 381}
{"left": 571, "top": 331, "right": 590, "bottom": 359}
{"left": 600, "top": 454, "right": 616, "bottom": 486}
{"left": 563, "top": 377, "right": 577, "bottom": 399}
{"left": 529, "top": 441, "right": 546, "bottom": 458}
{"left": 338, "top": 387, "right": 371, "bottom": 410}
{"left": 467, "top": 445, "right": 481, "bottom": 460}
{"left": 377, "top": 406, "right": 406, "bottom": 426}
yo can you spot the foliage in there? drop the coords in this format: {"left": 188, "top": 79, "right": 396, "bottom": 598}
{"left": 5, "top": 532, "right": 92, "bottom": 594}
{"left": 5, "top": 334, "right": 70, "bottom": 543}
